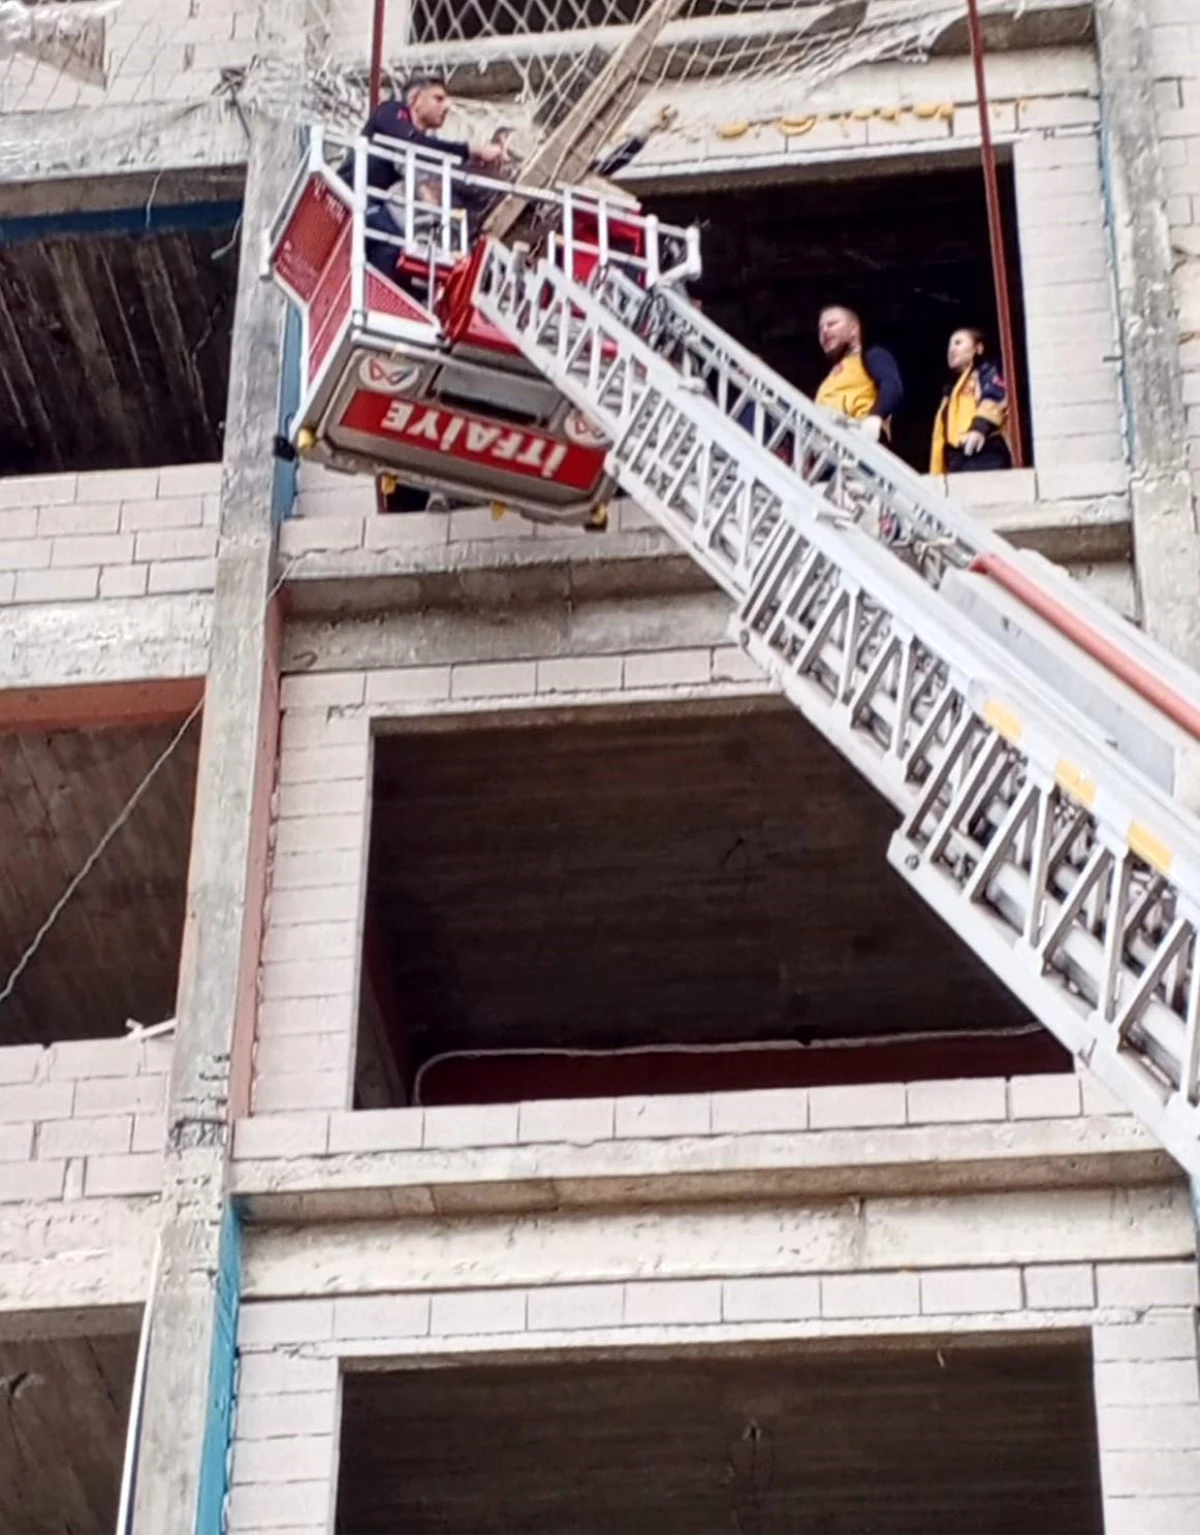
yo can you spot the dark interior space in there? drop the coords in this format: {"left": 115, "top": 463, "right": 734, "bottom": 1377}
{"left": 360, "top": 705, "right": 1065, "bottom": 1107}
{"left": 646, "top": 160, "right": 1030, "bottom": 473}
{"left": 0, "top": 717, "right": 200, "bottom": 1047}
{"left": 0, "top": 1327, "right": 137, "bottom": 1535}
{"left": 337, "top": 1335, "right": 1104, "bottom": 1535}
{"left": 0, "top": 200, "right": 242, "bottom": 477}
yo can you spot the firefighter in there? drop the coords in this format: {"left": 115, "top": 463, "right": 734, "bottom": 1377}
{"left": 814, "top": 305, "right": 904, "bottom": 446}
{"left": 346, "top": 76, "right": 509, "bottom": 278}
{"left": 930, "top": 327, "right": 1012, "bottom": 474}
{"left": 356, "top": 75, "right": 506, "bottom": 183}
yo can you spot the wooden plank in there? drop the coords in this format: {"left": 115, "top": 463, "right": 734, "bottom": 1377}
{"left": 43, "top": 240, "right": 144, "bottom": 464}
{"left": 484, "top": 0, "right": 689, "bottom": 240}
{"left": 131, "top": 239, "right": 215, "bottom": 464}
{"left": 0, "top": 248, "right": 74, "bottom": 473}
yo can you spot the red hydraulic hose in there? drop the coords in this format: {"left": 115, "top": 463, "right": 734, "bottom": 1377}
{"left": 369, "top": 0, "right": 386, "bottom": 110}
{"left": 965, "top": 0, "right": 1026, "bottom": 469}
{"left": 971, "top": 552, "right": 1200, "bottom": 742}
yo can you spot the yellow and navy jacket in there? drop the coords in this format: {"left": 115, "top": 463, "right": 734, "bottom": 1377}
{"left": 930, "top": 360, "right": 1009, "bottom": 473}
{"left": 815, "top": 346, "right": 904, "bottom": 436}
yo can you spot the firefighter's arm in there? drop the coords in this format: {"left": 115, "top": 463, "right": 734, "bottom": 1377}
{"left": 860, "top": 347, "right": 904, "bottom": 443}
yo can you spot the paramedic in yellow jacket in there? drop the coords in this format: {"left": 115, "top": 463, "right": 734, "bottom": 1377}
{"left": 930, "top": 327, "right": 1012, "bottom": 475}
{"left": 815, "top": 306, "right": 904, "bottom": 445}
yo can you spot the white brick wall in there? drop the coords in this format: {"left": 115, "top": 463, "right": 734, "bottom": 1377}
{"left": 227, "top": 1255, "right": 1200, "bottom": 1535}
{"left": 236, "top": 1073, "right": 1131, "bottom": 1158}
{"left": 0, "top": 1035, "right": 169, "bottom": 1204}
{"left": 0, "top": 0, "right": 259, "bottom": 116}
{"left": 0, "top": 465, "right": 219, "bottom": 606}
{"left": 1095, "top": 1276, "right": 1200, "bottom": 1535}
{"left": 1012, "top": 133, "right": 1127, "bottom": 473}
{"left": 253, "top": 698, "right": 372, "bottom": 1115}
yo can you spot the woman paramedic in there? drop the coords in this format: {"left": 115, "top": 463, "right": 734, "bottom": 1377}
{"left": 930, "top": 327, "right": 1013, "bottom": 475}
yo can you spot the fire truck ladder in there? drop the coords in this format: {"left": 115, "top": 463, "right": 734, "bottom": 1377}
{"left": 473, "top": 244, "right": 1200, "bottom": 1175}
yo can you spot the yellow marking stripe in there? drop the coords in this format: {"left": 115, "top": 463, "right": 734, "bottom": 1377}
{"left": 984, "top": 699, "right": 1022, "bottom": 743}
{"left": 1055, "top": 758, "right": 1097, "bottom": 809}
{"left": 1128, "top": 821, "right": 1174, "bottom": 875}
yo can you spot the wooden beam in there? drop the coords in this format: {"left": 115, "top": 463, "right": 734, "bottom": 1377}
{"left": 484, "top": 0, "right": 688, "bottom": 242}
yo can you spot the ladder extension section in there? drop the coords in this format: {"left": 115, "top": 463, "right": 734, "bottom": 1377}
{"left": 475, "top": 246, "right": 1200, "bottom": 1174}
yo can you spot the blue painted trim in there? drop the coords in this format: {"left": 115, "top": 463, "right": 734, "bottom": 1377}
{"left": 271, "top": 124, "right": 309, "bottom": 525}
{"left": 273, "top": 303, "right": 302, "bottom": 524}
{"left": 0, "top": 200, "right": 244, "bottom": 246}
{"left": 195, "top": 1204, "right": 241, "bottom": 1535}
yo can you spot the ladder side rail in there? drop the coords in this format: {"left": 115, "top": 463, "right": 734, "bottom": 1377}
{"left": 982, "top": 546, "right": 1200, "bottom": 709}
{"left": 627, "top": 275, "right": 1005, "bottom": 568}
{"left": 498, "top": 250, "right": 1200, "bottom": 758}
{"left": 743, "top": 524, "right": 1200, "bottom": 1147}
{"left": 495, "top": 253, "right": 983, "bottom": 586}
{"left": 477, "top": 245, "right": 1200, "bottom": 875}
{"left": 478, "top": 246, "right": 1200, "bottom": 1172}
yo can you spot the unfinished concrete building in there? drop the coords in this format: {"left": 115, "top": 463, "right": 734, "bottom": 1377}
{"left": 2, "top": 0, "right": 1200, "bottom": 1531}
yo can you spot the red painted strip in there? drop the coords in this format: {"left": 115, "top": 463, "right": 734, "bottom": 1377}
{"left": 338, "top": 389, "right": 607, "bottom": 493}
{"left": 0, "top": 677, "right": 204, "bottom": 734}
{"left": 971, "top": 552, "right": 1200, "bottom": 741}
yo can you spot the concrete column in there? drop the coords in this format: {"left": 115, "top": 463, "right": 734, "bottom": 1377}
{"left": 128, "top": 102, "right": 295, "bottom": 1534}
{"left": 1094, "top": 0, "right": 1200, "bottom": 665}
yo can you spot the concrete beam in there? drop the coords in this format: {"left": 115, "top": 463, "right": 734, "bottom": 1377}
{"left": 0, "top": 165, "right": 245, "bottom": 221}
{"left": 0, "top": 99, "right": 246, "bottom": 185}
{"left": 281, "top": 529, "right": 707, "bottom": 617}
{"left": 0, "top": 677, "right": 202, "bottom": 734}
{"left": 1094, "top": 0, "right": 1200, "bottom": 664}
{"left": 230, "top": 1108, "right": 1176, "bottom": 1226}
{"left": 239, "top": 1183, "right": 1192, "bottom": 1300}
{"left": 282, "top": 588, "right": 731, "bottom": 673}
{"left": 0, "top": 594, "right": 211, "bottom": 691}
{"left": 281, "top": 503, "right": 1131, "bottom": 619}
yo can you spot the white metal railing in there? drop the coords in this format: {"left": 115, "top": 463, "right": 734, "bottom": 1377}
{"left": 309, "top": 123, "right": 698, "bottom": 296}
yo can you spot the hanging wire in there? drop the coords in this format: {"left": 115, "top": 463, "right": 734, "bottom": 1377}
{"left": 0, "top": 557, "right": 302, "bottom": 1014}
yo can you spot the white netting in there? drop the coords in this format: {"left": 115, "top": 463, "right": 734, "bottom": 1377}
{"left": 0, "top": 0, "right": 258, "bottom": 131}
{"left": 0, "top": 0, "right": 966, "bottom": 174}
{"left": 306, "top": 0, "right": 969, "bottom": 162}
{"left": 0, "top": 0, "right": 109, "bottom": 85}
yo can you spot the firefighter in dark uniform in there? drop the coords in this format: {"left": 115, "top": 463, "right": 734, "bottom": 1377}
{"left": 344, "top": 76, "right": 508, "bottom": 277}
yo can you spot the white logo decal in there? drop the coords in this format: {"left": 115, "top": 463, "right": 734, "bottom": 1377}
{"left": 562, "top": 410, "right": 606, "bottom": 447}
{"left": 359, "top": 356, "right": 421, "bottom": 395}
{"left": 377, "top": 399, "right": 575, "bottom": 479}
